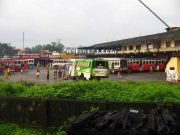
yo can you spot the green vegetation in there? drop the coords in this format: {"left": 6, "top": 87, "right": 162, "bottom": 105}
{"left": 0, "top": 122, "right": 67, "bottom": 135}
{"left": 0, "top": 80, "right": 180, "bottom": 103}
{"left": 0, "top": 79, "right": 180, "bottom": 134}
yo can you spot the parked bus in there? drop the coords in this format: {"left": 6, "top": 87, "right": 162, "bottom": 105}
{"left": 101, "top": 58, "right": 128, "bottom": 73}
{"left": 69, "top": 59, "right": 109, "bottom": 80}
{"left": 27, "top": 59, "right": 35, "bottom": 69}
{"left": 99, "top": 57, "right": 166, "bottom": 73}
{"left": 0, "top": 60, "right": 16, "bottom": 72}
{"left": 14, "top": 59, "right": 28, "bottom": 71}
{"left": 127, "top": 58, "right": 166, "bottom": 72}
{"left": 51, "top": 59, "right": 71, "bottom": 68}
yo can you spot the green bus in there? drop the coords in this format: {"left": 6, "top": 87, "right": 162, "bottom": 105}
{"left": 69, "top": 59, "right": 109, "bottom": 80}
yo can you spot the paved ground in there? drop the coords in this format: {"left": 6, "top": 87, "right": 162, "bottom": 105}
{"left": 111, "top": 72, "right": 166, "bottom": 81}
{"left": 0, "top": 67, "right": 166, "bottom": 83}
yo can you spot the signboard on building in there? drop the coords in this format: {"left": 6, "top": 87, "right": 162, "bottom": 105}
{"left": 13, "top": 55, "right": 40, "bottom": 59}
{"left": 21, "top": 55, "right": 40, "bottom": 59}
{"left": 148, "top": 44, "right": 153, "bottom": 49}
{"left": 74, "top": 55, "right": 86, "bottom": 58}
{"left": 49, "top": 55, "right": 60, "bottom": 59}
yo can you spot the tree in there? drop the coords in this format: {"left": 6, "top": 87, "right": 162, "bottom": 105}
{"left": 0, "top": 43, "right": 16, "bottom": 57}
{"left": 33, "top": 41, "right": 64, "bottom": 53}
{"left": 32, "top": 44, "right": 43, "bottom": 54}
{"left": 25, "top": 47, "right": 32, "bottom": 54}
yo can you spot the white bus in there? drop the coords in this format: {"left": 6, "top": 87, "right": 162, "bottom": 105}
{"left": 51, "top": 59, "right": 71, "bottom": 68}
{"left": 27, "top": 59, "right": 34, "bottom": 68}
{"left": 100, "top": 58, "right": 128, "bottom": 73}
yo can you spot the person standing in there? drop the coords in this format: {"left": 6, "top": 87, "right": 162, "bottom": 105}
{"left": 20, "top": 68, "right": 23, "bottom": 74}
{"left": 36, "top": 67, "right": 40, "bottom": 79}
{"left": 4, "top": 69, "right": 8, "bottom": 79}
{"left": 117, "top": 68, "right": 121, "bottom": 79}
{"left": 58, "top": 68, "right": 62, "bottom": 80}
{"left": 65, "top": 64, "right": 69, "bottom": 80}
{"left": 53, "top": 68, "right": 57, "bottom": 79}
{"left": 46, "top": 69, "right": 49, "bottom": 80}
{"left": 61, "top": 67, "right": 65, "bottom": 80}
{"left": 7, "top": 68, "right": 10, "bottom": 76}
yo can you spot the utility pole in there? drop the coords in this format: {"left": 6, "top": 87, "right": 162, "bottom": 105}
{"left": 23, "top": 32, "right": 24, "bottom": 51}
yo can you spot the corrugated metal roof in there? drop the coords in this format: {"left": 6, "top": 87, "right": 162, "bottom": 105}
{"left": 79, "top": 30, "right": 180, "bottom": 49}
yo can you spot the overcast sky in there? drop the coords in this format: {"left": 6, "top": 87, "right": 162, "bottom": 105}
{"left": 0, "top": 0, "right": 179, "bottom": 49}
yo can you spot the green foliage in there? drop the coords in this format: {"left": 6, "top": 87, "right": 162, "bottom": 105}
{"left": 0, "top": 80, "right": 180, "bottom": 103}
{"left": 29, "top": 41, "right": 64, "bottom": 53}
{"left": 0, "top": 122, "right": 17, "bottom": 135}
{"left": 89, "top": 106, "right": 100, "bottom": 112}
{"left": 14, "top": 128, "right": 42, "bottom": 135}
{"left": 0, "top": 122, "right": 67, "bottom": 135}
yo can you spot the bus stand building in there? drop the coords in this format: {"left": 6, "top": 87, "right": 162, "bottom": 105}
{"left": 78, "top": 27, "right": 180, "bottom": 59}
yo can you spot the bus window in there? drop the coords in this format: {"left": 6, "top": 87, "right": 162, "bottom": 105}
{"left": 120, "top": 60, "right": 127, "bottom": 67}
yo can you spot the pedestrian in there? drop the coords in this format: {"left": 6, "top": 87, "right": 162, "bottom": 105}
{"left": 37, "top": 67, "right": 40, "bottom": 78}
{"left": 58, "top": 68, "right": 62, "bottom": 79}
{"left": 61, "top": 67, "right": 65, "bottom": 80}
{"left": 66, "top": 64, "right": 70, "bottom": 79}
{"left": 20, "top": 68, "right": 23, "bottom": 74}
{"left": 53, "top": 68, "right": 57, "bottom": 79}
{"left": 79, "top": 72, "right": 85, "bottom": 80}
{"left": 156, "top": 65, "right": 159, "bottom": 72}
{"left": 150, "top": 66, "right": 153, "bottom": 72}
{"left": 7, "top": 68, "right": 11, "bottom": 76}
{"left": 47, "top": 69, "right": 49, "bottom": 80}
{"left": 4, "top": 69, "right": 8, "bottom": 79}
{"left": 118, "top": 70, "right": 121, "bottom": 78}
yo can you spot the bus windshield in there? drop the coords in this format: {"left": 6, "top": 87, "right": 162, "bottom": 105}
{"left": 93, "top": 60, "right": 108, "bottom": 69}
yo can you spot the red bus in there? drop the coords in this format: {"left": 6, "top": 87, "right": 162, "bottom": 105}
{"left": 14, "top": 59, "right": 28, "bottom": 71}
{"left": 0, "top": 60, "right": 16, "bottom": 71}
{"left": 127, "top": 59, "right": 141, "bottom": 72}
{"left": 127, "top": 58, "right": 166, "bottom": 72}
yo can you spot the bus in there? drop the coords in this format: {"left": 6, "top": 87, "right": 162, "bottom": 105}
{"left": 69, "top": 59, "right": 109, "bottom": 80}
{"left": 51, "top": 59, "right": 71, "bottom": 68}
{"left": 101, "top": 58, "right": 128, "bottom": 73}
{"left": 0, "top": 60, "right": 16, "bottom": 72}
{"left": 14, "top": 59, "right": 28, "bottom": 71}
{"left": 127, "top": 58, "right": 166, "bottom": 72}
{"left": 27, "top": 59, "right": 35, "bottom": 69}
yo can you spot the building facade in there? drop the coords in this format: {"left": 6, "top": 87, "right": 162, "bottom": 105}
{"left": 78, "top": 27, "right": 180, "bottom": 58}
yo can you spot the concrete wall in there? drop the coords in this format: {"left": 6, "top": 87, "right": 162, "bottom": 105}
{"left": 141, "top": 43, "right": 147, "bottom": 52}
{"left": 177, "top": 57, "right": 180, "bottom": 79}
{"left": 166, "top": 57, "right": 180, "bottom": 80}
{"left": 161, "top": 40, "right": 166, "bottom": 48}
{"left": 171, "top": 40, "right": 175, "bottom": 47}
{"left": 166, "top": 57, "right": 178, "bottom": 70}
